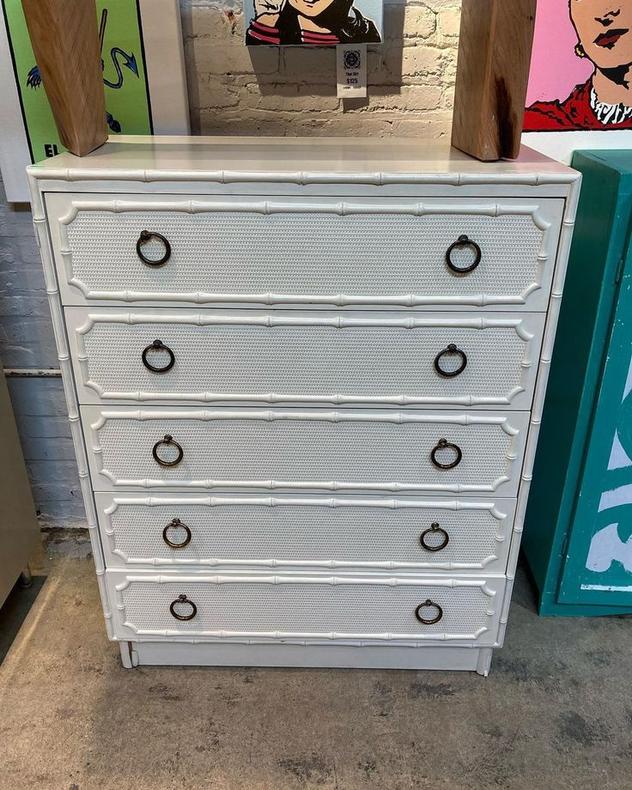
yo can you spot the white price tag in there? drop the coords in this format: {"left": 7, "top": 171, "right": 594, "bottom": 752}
{"left": 336, "top": 44, "right": 367, "bottom": 99}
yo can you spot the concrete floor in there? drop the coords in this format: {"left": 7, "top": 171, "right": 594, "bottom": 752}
{"left": 1, "top": 536, "right": 631, "bottom": 790}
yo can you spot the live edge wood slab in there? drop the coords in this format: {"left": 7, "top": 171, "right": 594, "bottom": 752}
{"left": 451, "top": 0, "right": 537, "bottom": 162}
{"left": 22, "top": 0, "right": 107, "bottom": 157}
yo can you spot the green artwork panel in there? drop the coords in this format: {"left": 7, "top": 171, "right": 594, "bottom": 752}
{"left": 2, "top": 0, "right": 152, "bottom": 164}
{"left": 522, "top": 150, "right": 632, "bottom": 615}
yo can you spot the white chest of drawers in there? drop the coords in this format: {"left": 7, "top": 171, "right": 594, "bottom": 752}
{"left": 29, "top": 136, "right": 579, "bottom": 674}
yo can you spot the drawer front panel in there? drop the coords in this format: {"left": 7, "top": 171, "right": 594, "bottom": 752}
{"left": 82, "top": 406, "right": 529, "bottom": 495}
{"left": 68, "top": 308, "right": 544, "bottom": 409}
{"left": 47, "top": 193, "right": 564, "bottom": 311}
{"left": 107, "top": 571, "right": 505, "bottom": 645}
{"left": 95, "top": 493, "right": 517, "bottom": 573}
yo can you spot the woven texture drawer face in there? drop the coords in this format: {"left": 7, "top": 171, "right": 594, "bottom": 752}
{"left": 47, "top": 193, "right": 564, "bottom": 311}
{"left": 95, "top": 493, "right": 517, "bottom": 572}
{"left": 107, "top": 571, "right": 505, "bottom": 645}
{"left": 68, "top": 308, "right": 544, "bottom": 409}
{"left": 82, "top": 406, "right": 529, "bottom": 495}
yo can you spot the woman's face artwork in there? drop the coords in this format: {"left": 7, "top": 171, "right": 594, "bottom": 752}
{"left": 246, "top": 0, "right": 381, "bottom": 44}
{"left": 287, "top": 0, "right": 336, "bottom": 18}
{"left": 523, "top": 0, "right": 632, "bottom": 131}
{"left": 570, "top": 1, "right": 632, "bottom": 70}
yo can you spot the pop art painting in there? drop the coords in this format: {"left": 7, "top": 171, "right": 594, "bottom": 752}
{"left": 4, "top": 1, "right": 152, "bottom": 152}
{"left": 0, "top": 0, "right": 188, "bottom": 201}
{"left": 244, "top": 0, "right": 382, "bottom": 46}
{"left": 522, "top": 0, "right": 632, "bottom": 162}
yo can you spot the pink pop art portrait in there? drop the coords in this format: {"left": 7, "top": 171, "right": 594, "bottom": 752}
{"left": 524, "top": 0, "right": 632, "bottom": 131}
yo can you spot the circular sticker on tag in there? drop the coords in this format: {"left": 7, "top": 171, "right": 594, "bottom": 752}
{"left": 343, "top": 49, "right": 361, "bottom": 70}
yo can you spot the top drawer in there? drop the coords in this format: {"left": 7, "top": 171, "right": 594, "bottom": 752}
{"left": 45, "top": 193, "right": 564, "bottom": 311}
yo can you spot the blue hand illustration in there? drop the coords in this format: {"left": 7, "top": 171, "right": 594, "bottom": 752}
{"left": 26, "top": 65, "right": 41, "bottom": 89}
{"left": 106, "top": 112, "right": 122, "bottom": 133}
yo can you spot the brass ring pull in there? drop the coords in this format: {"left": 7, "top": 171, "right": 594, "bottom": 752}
{"left": 430, "top": 438, "right": 463, "bottom": 470}
{"left": 136, "top": 230, "right": 171, "bottom": 267}
{"left": 434, "top": 343, "right": 467, "bottom": 378}
{"left": 415, "top": 599, "right": 443, "bottom": 625}
{"left": 142, "top": 339, "right": 175, "bottom": 374}
{"left": 169, "top": 594, "right": 197, "bottom": 621}
{"left": 162, "top": 518, "right": 192, "bottom": 549}
{"left": 152, "top": 434, "right": 184, "bottom": 467}
{"left": 445, "top": 234, "right": 481, "bottom": 274}
{"left": 420, "top": 522, "right": 450, "bottom": 552}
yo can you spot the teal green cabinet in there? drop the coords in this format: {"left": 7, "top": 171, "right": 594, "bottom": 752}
{"left": 523, "top": 150, "right": 632, "bottom": 616}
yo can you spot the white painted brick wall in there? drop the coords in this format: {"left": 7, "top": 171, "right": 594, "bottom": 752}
{"left": 180, "top": 0, "right": 461, "bottom": 137}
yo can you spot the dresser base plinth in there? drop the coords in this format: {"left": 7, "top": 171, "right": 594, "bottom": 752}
{"left": 121, "top": 641, "right": 494, "bottom": 676}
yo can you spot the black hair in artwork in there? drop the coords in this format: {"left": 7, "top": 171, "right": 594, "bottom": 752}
{"left": 276, "top": 0, "right": 381, "bottom": 43}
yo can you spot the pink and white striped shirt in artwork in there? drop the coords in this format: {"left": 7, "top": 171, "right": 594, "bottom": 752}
{"left": 247, "top": 19, "right": 340, "bottom": 45}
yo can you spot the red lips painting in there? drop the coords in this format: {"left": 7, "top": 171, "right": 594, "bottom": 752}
{"left": 524, "top": 0, "right": 632, "bottom": 131}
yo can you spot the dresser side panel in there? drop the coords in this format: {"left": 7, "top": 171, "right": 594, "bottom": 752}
{"left": 28, "top": 171, "right": 114, "bottom": 640}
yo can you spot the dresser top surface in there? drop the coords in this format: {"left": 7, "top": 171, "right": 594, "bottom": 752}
{"left": 28, "top": 135, "right": 578, "bottom": 184}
